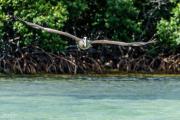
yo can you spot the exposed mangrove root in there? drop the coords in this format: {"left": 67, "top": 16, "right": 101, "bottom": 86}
{"left": 0, "top": 46, "right": 103, "bottom": 74}
{"left": 0, "top": 44, "right": 179, "bottom": 74}
{"left": 116, "top": 54, "right": 180, "bottom": 73}
{"left": 75, "top": 56, "right": 103, "bottom": 73}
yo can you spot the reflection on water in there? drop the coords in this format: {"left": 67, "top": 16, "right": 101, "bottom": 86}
{"left": 0, "top": 75, "right": 180, "bottom": 120}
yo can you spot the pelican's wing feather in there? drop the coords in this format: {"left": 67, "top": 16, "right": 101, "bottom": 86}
{"left": 91, "top": 40, "right": 156, "bottom": 47}
{"left": 15, "top": 17, "right": 82, "bottom": 42}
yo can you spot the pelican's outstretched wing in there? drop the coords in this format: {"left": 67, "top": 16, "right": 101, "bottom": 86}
{"left": 15, "top": 17, "right": 156, "bottom": 48}
{"left": 15, "top": 17, "right": 82, "bottom": 42}
{"left": 91, "top": 40, "right": 156, "bottom": 47}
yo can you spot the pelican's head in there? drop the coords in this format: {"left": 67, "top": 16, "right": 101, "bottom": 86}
{"left": 83, "top": 37, "right": 87, "bottom": 41}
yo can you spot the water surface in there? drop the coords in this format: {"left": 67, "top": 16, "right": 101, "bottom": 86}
{"left": 0, "top": 75, "right": 180, "bottom": 120}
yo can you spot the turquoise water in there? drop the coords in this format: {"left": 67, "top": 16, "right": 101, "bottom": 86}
{"left": 0, "top": 75, "right": 180, "bottom": 120}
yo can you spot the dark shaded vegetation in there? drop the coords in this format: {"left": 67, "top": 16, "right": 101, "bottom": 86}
{"left": 0, "top": 0, "right": 179, "bottom": 74}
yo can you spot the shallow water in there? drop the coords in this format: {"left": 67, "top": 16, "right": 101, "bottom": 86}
{"left": 0, "top": 75, "right": 180, "bottom": 120}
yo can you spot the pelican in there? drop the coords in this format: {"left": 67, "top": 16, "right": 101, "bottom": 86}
{"left": 15, "top": 17, "right": 156, "bottom": 50}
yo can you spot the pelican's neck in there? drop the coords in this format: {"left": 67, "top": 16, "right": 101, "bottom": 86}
{"left": 83, "top": 37, "right": 87, "bottom": 47}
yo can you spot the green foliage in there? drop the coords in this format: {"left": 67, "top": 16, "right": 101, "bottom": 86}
{"left": 0, "top": 0, "right": 179, "bottom": 54}
{"left": 62, "top": 0, "right": 88, "bottom": 17}
{"left": 105, "top": 0, "right": 142, "bottom": 41}
{"left": 157, "top": 3, "right": 180, "bottom": 51}
{"left": 0, "top": 0, "right": 68, "bottom": 52}
{"left": 61, "top": 0, "right": 89, "bottom": 40}
{"left": 63, "top": 0, "right": 142, "bottom": 42}
{"left": 134, "top": 0, "right": 175, "bottom": 40}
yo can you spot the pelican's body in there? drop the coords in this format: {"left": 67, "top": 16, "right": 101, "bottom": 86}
{"left": 78, "top": 37, "right": 91, "bottom": 50}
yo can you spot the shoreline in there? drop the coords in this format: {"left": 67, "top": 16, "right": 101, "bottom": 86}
{"left": 0, "top": 71, "right": 179, "bottom": 78}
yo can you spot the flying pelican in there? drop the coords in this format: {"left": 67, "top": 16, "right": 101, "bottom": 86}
{"left": 15, "top": 17, "right": 156, "bottom": 50}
